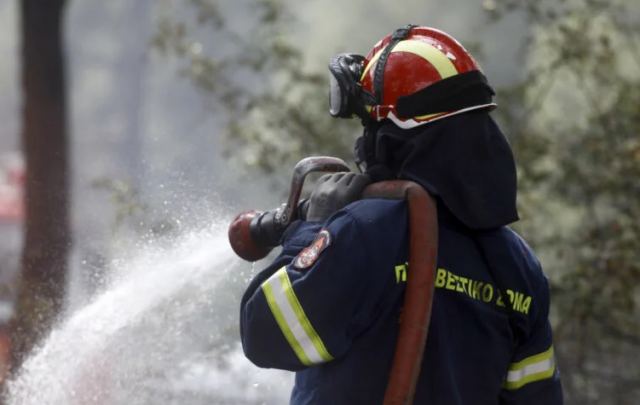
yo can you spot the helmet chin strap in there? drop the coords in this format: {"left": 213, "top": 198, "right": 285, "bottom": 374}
{"left": 354, "top": 121, "right": 395, "bottom": 181}
{"left": 353, "top": 24, "right": 417, "bottom": 179}
{"left": 373, "top": 24, "right": 417, "bottom": 105}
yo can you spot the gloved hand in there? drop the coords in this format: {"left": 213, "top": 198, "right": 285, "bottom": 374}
{"left": 306, "top": 172, "right": 371, "bottom": 222}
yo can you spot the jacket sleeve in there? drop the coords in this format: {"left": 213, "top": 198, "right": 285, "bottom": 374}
{"left": 240, "top": 211, "right": 372, "bottom": 371}
{"left": 500, "top": 273, "right": 563, "bottom": 404}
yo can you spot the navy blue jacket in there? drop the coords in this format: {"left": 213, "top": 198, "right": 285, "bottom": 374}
{"left": 240, "top": 199, "right": 563, "bottom": 404}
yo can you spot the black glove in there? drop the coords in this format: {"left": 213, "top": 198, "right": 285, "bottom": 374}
{"left": 306, "top": 172, "right": 371, "bottom": 222}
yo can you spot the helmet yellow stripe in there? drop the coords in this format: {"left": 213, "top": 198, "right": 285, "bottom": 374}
{"left": 360, "top": 39, "right": 458, "bottom": 83}
{"left": 392, "top": 40, "right": 458, "bottom": 79}
{"left": 360, "top": 49, "right": 384, "bottom": 82}
{"left": 414, "top": 112, "right": 446, "bottom": 120}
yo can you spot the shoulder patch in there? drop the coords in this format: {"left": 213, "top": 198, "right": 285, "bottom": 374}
{"left": 292, "top": 229, "right": 332, "bottom": 270}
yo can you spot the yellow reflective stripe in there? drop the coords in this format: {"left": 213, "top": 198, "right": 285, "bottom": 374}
{"left": 278, "top": 270, "right": 333, "bottom": 363}
{"left": 361, "top": 49, "right": 383, "bottom": 82}
{"left": 392, "top": 40, "right": 458, "bottom": 79}
{"left": 260, "top": 267, "right": 333, "bottom": 365}
{"left": 504, "top": 346, "right": 556, "bottom": 390}
{"left": 261, "top": 281, "right": 312, "bottom": 365}
{"left": 413, "top": 112, "right": 447, "bottom": 121}
{"left": 360, "top": 39, "right": 458, "bottom": 83}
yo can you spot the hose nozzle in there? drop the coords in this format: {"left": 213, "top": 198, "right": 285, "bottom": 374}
{"left": 228, "top": 210, "right": 273, "bottom": 262}
{"left": 228, "top": 156, "right": 350, "bottom": 262}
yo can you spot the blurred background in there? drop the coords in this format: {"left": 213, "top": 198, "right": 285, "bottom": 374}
{"left": 0, "top": 0, "right": 638, "bottom": 404}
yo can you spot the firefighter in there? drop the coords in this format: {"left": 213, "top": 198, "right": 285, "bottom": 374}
{"left": 240, "top": 25, "right": 563, "bottom": 404}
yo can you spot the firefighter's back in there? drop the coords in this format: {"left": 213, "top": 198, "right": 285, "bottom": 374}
{"left": 289, "top": 198, "right": 560, "bottom": 404}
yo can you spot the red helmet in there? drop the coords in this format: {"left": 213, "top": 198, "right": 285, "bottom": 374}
{"left": 358, "top": 26, "right": 496, "bottom": 128}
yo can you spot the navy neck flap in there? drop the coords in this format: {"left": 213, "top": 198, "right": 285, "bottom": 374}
{"left": 371, "top": 111, "right": 519, "bottom": 230}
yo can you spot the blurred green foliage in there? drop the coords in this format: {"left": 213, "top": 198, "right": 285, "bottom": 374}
{"left": 155, "top": 0, "right": 640, "bottom": 403}
{"left": 153, "top": 0, "right": 359, "bottom": 178}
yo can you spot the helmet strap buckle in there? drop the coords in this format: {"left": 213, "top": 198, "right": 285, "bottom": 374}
{"left": 372, "top": 105, "right": 392, "bottom": 121}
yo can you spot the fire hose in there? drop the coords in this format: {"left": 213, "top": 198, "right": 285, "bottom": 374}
{"left": 228, "top": 157, "right": 438, "bottom": 404}
{"left": 362, "top": 180, "right": 438, "bottom": 405}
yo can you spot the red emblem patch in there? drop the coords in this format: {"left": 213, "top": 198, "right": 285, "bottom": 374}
{"left": 293, "top": 229, "right": 332, "bottom": 270}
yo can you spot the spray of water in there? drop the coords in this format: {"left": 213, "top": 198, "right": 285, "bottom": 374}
{"left": 6, "top": 224, "right": 292, "bottom": 404}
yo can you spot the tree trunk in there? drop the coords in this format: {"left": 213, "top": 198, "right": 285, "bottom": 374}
{"left": 10, "top": 0, "right": 70, "bottom": 369}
